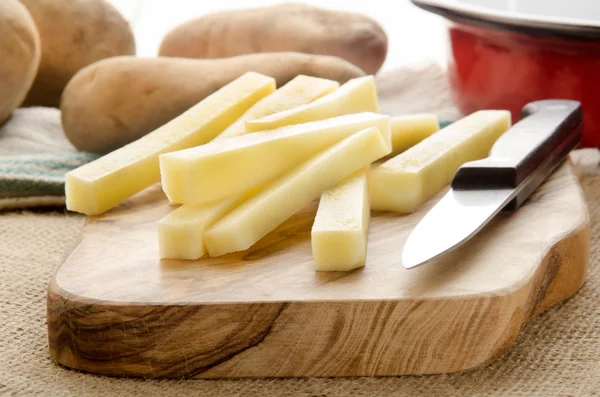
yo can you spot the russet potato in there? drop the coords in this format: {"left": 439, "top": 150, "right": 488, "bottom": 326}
{"left": 20, "top": 0, "right": 135, "bottom": 107}
{"left": 159, "top": 3, "right": 388, "bottom": 75}
{"left": 0, "top": 0, "right": 40, "bottom": 123}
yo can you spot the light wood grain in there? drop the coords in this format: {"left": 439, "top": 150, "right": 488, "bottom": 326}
{"left": 47, "top": 161, "right": 589, "bottom": 378}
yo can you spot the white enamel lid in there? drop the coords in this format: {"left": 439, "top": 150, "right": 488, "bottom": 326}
{"left": 412, "top": 0, "right": 600, "bottom": 39}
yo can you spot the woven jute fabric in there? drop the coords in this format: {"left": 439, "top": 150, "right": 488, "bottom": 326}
{"left": 0, "top": 107, "right": 97, "bottom": 210}
{"left": 2, "top": 65, "right": 599, "bottom": 396}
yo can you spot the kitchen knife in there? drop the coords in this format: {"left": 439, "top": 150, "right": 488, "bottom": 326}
{"left": 402, "top": 99, "right": 583, "bottom": 269}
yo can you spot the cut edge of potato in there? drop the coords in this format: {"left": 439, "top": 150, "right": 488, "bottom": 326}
{"left": 312, "top": 169, "right": 370, "bottom": 271}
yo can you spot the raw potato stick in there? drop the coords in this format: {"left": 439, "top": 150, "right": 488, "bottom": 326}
{"left": 312, "top": 170, "right": 370, "bottom": 271}
{"left": 369, "top": 110, "right": 511, "bottom": 213}
{"left": 65, "top": 72, "right": 275, "bottom": 216}
{"left": 389, "top": 114, "right": 440, "bottom": 156}
{"left": 245, "top": 76, "right": 378, "bottom": 133}
{"left": 160, "top": 112, "right": 391, "bottom": 206}
{"left": 204, "top": 126, "right": 390, "bottom": 257}
{"left": 216, "top": 75, "right": 339, "bottom": 139}
{"left": 158, "top": 194, "right": 246, "bottom": 260}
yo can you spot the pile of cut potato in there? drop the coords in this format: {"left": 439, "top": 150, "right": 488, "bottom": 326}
{"left": 65, "top": 72, "right": 511, "bottom": 271}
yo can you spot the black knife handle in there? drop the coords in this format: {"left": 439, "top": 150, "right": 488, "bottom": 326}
{"left": 451, "top": 100, "right": 583, "bottom": 210}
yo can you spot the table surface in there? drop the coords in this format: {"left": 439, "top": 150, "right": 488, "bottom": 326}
{"left": 107, "top": 0, "right": 448, "bottom": 72}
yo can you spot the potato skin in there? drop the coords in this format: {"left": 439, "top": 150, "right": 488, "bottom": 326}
{"left": 159, "top": 3, "right": 387, "bottom": 75}
{"left": 0, "top": 0, "right": 40, "bottom": 123}
{"left": 19, "top": 0, "right": 135, "bottom": 108}
{"left": 61, "top": 53, "right": 364, "bottom": 154}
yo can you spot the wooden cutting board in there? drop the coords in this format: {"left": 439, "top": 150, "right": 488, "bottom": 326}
{"left": 47, "top": 161, "right": 589, "bottom": 378}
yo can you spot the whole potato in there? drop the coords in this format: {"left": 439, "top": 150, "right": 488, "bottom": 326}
{"left": 0, "top": 0, "right": 40, "bottom": 123}
{"left": 159, "top": 3, "right": 387, "bottom": 75}
{"left": 61, "top": 53, "right": 364, "bottom": 154}
{"left": 20, "top": 0, "right": 135, "bottom": 108}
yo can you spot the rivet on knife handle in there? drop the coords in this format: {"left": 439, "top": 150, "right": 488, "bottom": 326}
{"left": 451, "top": 100, "right": 583, "bottom": 209}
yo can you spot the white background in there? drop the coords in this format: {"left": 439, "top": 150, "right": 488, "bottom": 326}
{"left": 107, "top": 0, "right": 449, "bottom": 72}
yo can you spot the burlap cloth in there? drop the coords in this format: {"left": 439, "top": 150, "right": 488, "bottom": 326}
{"left": 2, "top": 65, "right": 600, "bottom": 396}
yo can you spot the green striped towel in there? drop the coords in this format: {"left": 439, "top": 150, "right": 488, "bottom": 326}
{"left": 0, "top": 153, "right": 98, "bottom": 210}
{"left": 0, "top": 152, "right": 98, "bottom": 197}
{"left": 0, "top": 107, "right": 100, "bottom": 210}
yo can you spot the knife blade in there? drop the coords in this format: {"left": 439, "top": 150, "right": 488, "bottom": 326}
{"left": 402, "top": 99, "right": 583, "bottom": 269}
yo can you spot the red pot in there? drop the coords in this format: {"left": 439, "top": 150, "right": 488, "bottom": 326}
{"left": 413, "top": 0, "right": 600, "bottom": 147}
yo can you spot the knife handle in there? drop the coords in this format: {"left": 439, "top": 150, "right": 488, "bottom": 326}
{"left": 451, "top": 100, "right": 583, "bottom": 210}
